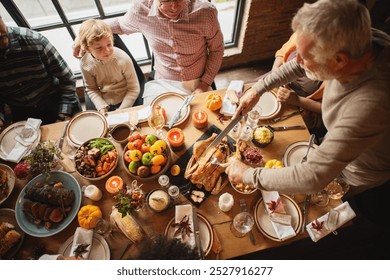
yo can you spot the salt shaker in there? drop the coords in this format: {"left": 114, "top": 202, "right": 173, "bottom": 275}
{"left": 239, "top": 125, "right": 253, "bottom": 142}
{"left": 158, "top": 175, "right": 170, "bottom": 189}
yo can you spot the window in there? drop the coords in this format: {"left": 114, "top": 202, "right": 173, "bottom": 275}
{"left": 1, "top": 0, "right": 244, "bottom": 75}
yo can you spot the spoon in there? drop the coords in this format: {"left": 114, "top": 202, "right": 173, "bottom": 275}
{"left": 301, "top": 134, "right": 316, "bottom": 163}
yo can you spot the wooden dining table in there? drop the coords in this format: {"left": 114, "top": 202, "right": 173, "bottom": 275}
{"left": 1, "top": 85, "right": 341, "bottom": 260}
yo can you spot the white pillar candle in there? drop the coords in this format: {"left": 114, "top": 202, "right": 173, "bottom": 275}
{"left": 219, "top": 192, "right": 234, "bottom": 212}
{"left": 82, "top": 185, "right": 103, "bottom": 201}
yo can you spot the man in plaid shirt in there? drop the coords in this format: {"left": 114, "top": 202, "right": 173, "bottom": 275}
{"left": 0, "top": 15, "right": 81, "bottom": 128}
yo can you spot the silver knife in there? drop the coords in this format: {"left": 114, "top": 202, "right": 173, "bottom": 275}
{"left": 271, "top": 125, "right": 306, "bottom": 131}
{"left": 301, "top": 194, "right": 311, "bottom": 233}
{"left": 199, "top": 114, "right": 243, "bottom": 158}
{"left": 58, "top": 120, "right": 69, "bottom": 150}
{"left": 168, "top": 95, "right": 194, "bottom": 129}
{"left": 239, "top": 199, "right": 256, "bottom": 245}
{"left": 192, "top": 207, "right": 205, "bottom": 259}
{"left": 269, "top": 110, "right": 302, "bottom": 123}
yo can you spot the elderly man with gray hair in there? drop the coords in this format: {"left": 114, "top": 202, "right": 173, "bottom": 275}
{"left": 224, "top": 0, "right": 390, "bottom": 226}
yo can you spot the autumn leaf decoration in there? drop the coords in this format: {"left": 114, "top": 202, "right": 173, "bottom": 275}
{"left": 74, "top": 243, "right": 90, "bottom": 258}
{"left": 311, "top": 219, "right": 324, "bottom": 231}
{"left": 266, "top": 197, "right": 283, "bottom": 214}
{"left": 172, "top": 215, "right": 193, "bottom": 241}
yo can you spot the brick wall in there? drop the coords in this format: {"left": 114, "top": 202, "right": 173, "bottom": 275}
{"left": 221, "top": 0, "right": 316, "bottom": 70}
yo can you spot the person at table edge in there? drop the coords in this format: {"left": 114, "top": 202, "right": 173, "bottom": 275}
{"left": 0, "top": 15, "right": 81, "bottom": 127}
{"left": 73, "top": 0, "right": 224, "bottom": 104}
{"left": 224, "top": 0, "right": 390, "bottom": 198}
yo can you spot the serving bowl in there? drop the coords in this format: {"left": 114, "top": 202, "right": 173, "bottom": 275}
{"left": 122, "top": 134, "right": 171, "bottom": 181}
{"left": 146, "top": 188, "right": 171, "bottom": 213}
{"left": 74, "top": 138, "right": 118, "bottom": 181}
{"left": 252, "top": 126, "right": 274, "bottom": 148}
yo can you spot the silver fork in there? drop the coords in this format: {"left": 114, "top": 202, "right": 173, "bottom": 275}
{"left": 301, "top": 134, "right": 316, "bottom": 163}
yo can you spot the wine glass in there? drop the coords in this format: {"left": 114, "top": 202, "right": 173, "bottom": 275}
{"left": 311, "top": 190, "right": 330, "bottom": 207}
{"left": 230, "top": 212, "right": 254, "bottom": 238}
{"left": 324, "top": 176, "right": 350, "bottom": 200}
{"left": 148, "top": 105, "right": 166, "bottom": 140}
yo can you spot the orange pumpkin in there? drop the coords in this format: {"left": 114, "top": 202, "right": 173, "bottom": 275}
{"left": 78, "top": 205, "right": 102, "bottom": 229}
{"left": 205, "top": 93, "right": 223, "bottom": 111}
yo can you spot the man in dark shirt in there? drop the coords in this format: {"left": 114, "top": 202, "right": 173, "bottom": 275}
{"left": 0, "top": 15, "right": 81, "bottom": 128}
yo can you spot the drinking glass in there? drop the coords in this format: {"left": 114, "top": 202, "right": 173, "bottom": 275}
{"left": 148, "top": 105, "right": 165, "bottom": 140}
{"left": 246, "top": 108, "right": 262, "bottom": 128}
{"left": 95, "top": 217, "right": 112, "bottom": 237}
{"left": 230, "top": 212, "right": 254, "bottom": 238}
{"left": 311, "top": 190, "right": 330, "bottom": 207}
{"left": 324, "top": 176, "right": 350, "bottom": 200}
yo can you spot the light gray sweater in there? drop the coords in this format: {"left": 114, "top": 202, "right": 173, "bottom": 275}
{"left": 80, "top": 47, "right": 140, "bottom": 111}
{"left": 244, "top": 30, "right": 390, "bottom": 195}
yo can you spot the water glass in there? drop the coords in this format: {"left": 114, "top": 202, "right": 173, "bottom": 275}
{"left": 246, "top": 109, "right": 262, "bottom": 128}
{"left": 230, "top": 212, "right": 254, "bottom": 238}
{"left": 324, "top": 177, "right": 350, "bottom": 200}
{"left": 311, "top": 190, "right": 329, "bottom": 207}
{"left": 95, "top": 218, "right": 111, "bottom": 236}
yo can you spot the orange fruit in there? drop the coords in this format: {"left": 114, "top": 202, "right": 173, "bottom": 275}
{"left": 150, "top": 165, "right": 161, "bottom": 174}
{"left": 170, "top": 164, "right": 180, "bottom": 176}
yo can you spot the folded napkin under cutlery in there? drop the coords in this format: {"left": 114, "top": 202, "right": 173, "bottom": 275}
{"left": 306, "top": 201, "right": 356, "bottom": 242}
{"left": 7, "top": 118, "right": 42, "bottom": 163}
{"left": 261, "top": 190, "right": 296, "bottom": 240}
{"left": 174, "top": 204, "right": 195, "bottom": 249}
{"left": 220, "top": 80, "right": 244, "bottom": 116}
{"left": 70, "top": 227, "right": 94, "bottom": 259}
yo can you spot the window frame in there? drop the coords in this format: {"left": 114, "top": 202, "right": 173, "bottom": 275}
{"left": 1, "top": 0, "right": 245, "bottom": 74}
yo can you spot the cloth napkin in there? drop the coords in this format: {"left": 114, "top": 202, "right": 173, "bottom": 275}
{"left": 175, "top": 204, "right": 195, "bottom": 249}
{"left": 261, "top": 190, "right": 296, "bottom": 240}
{"left": 306, "top": 201, "right": 356, "bottom": 242}
{"left": 136, "top": 105, "right": 151, "bottom": 123}
{"left": 106, "top": 112, "right": 129, "bottom": 127}
{"left": 6, "top": 118, "right": 42, "bottom": 163}
{"left": 70, "top": 227, "right": 94, "bottom": 259}
{"left": 220, "top": 80, "right": 244, "bottom": 116}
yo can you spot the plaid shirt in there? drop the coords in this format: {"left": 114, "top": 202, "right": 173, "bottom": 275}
{"left": 108, "top": 0, "right": 224, "bottom": 86}
{"left": 0, "top": 26, "right": 80, "bottom": 119}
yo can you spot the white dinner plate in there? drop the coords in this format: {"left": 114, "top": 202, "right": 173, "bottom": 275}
{"left": 150, "top": 92, "right": 191, "bottom": 127}
{"left": 164, "top": 213, "right": 213, "bottom": 256}
{"left": 0, "top": 208, "right": 25, "bottom": 260}
{"left": 0, "top": 121, "right": 41, "bottom": 160}
{"left": 0, "top": 164, "right": 16, "bottom": 205}
{"left": 282, "top": 141, "right": 318, "bottom": 167}
{"left": 253, "top": 91, "right": 281, "bottom": 120}
{"left": 59, "top": 233, "right": 110, "bottom": 260}
{"left": 254, "top": 194, "right": 303, "bottom": 242}
{"left": 67, "top": 110, "right": 108, "bottom": 147}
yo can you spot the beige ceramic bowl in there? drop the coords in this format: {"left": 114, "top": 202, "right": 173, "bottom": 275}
{"left": 74, "top": 138, "right": 118, "bottom": 181}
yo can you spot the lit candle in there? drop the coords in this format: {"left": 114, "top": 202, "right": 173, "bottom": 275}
{"left": 218, "top": 192, "right": 234, "bottom": 212}
{"left": 82, "top": 185, "right": 103, "bottom": 201}
{"left": 192, "top": 110, "right": 208, "bottom": 129}
{"left": 167, "top": 128, "right": 185, "bottom": 151}
{"left": 105, "top": 175, "right": 124, "bottom": 194}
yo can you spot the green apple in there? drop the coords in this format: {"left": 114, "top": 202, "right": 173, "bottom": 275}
{"left": 128, "top": 161, "right": 140, "bottom": 174}
{"left": 142, "top": 152, "right": 153, "bottom": 166}
{"left": 145, "top": 134, "right": 157, "bottom": 145}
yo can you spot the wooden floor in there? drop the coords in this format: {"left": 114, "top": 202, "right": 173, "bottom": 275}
{"left": 214, "top": 60, "right": 273, "bottom": 89}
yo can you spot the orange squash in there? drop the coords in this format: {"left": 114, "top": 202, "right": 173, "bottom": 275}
{"left": 205, "top": 93, "right": 223, "bottom": 111}
{"left": 77, "top": 205, "right": 102, "bottom": 229}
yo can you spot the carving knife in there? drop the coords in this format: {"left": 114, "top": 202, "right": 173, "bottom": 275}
{"left": 58, "top": 120, "right": 69, "bottom": 150}
{"left": 168, "top": 95, "right": 194, "bottom": 129}
{"left": 200, "top": 114, "right": 243, "bottom": 158}
{"left": 192, "top": 207, "right": 205, "bottom": 259}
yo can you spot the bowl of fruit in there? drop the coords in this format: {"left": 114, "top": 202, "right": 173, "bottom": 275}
{"left": 122, "top": 133, "right": 171, "bottom": 181}
{"left": 74, "top": 138, "right": 119, "bottom": 181}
